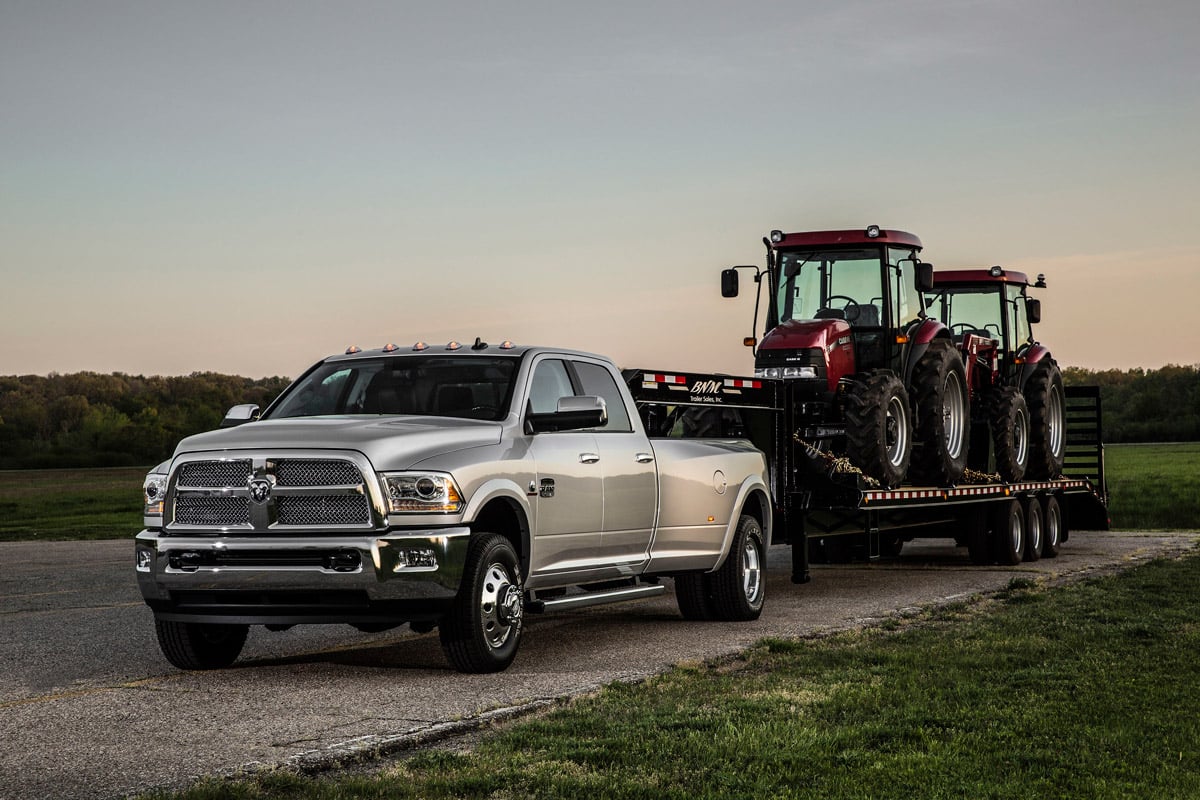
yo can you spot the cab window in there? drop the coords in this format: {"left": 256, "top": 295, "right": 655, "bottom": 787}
{"left": 528, "top": 359, "right": 575, "bottom": 414}
{"left": 573, "top": 361, "right": 632, "bottom": 433}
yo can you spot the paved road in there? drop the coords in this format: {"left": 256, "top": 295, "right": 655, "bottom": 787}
{"left": 2, "top": 531, "right": 1196, "bottom": 799}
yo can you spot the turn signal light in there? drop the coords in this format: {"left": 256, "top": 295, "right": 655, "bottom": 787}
{"left": 743, "top": 337, "right": 757, "bottom": 347}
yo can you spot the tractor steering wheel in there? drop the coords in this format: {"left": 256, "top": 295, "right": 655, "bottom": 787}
{"left": 825, "top": 294, "right": 859, "bottom": 309}
{"left": 950, "top": 323, "right": 977, "bottom": 337}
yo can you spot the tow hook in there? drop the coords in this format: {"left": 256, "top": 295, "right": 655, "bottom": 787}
{"left": 325, "top": 550, "right": 361, "bottom": 572}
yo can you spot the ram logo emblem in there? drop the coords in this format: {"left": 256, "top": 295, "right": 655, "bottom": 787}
{"left": 248, "top": 477, "right": 274, "bottom": 504}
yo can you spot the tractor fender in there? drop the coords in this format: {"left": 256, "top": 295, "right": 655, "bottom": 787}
{"left": 902, "top": 319, "right": 951, "bottom": 386}
{"left": 1017, "top": 343, "right": 1053, "bottom": 390}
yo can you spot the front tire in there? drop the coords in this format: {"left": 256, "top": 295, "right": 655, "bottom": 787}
{"left": 909, "top": 339, "right": 970, "bottom": 486}
{"left": 844, "top": 370, "right": 912, "bottom": 488}
{"left": 439, "top": 533, "right": 523, "bottom": 673}
{"left": 155, "top": 620, "right": 248, "bottom": 670}
{"left": 1025, "top": 359, "right": 1066, "bottom": 479}
{"left": 710, "top": 515, "right": 766, "bottom": 621}
{"left": 991, "top": 387, "right": 1030, "bottom": 483}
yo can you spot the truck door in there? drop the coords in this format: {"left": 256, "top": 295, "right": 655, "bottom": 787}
{"left": 524, "top": 358, "right": 605, "bottom": 577}
{"left": 570, "top": 360, "right": 658, "bottom": 566}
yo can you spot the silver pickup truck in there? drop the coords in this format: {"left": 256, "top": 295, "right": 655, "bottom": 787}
{"left": 135, "top": 342, "right": 772, "bottom": 672}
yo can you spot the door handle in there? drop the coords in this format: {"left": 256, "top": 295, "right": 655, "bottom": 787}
{"left": 635, "top": 452, "right": 655, "bottom": 463}
{"left": 579, "top": 453, "right": 600, "bottom": 464}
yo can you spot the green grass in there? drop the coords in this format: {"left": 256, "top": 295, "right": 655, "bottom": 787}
{"left": 1104, "top": 442, "right": 1200, "bottom": 530}
{"left": 141, "top": 552, "right": 1200, "bottom": 800}
{"left": 0, "top": 466, "right": 146, "bottom": 541}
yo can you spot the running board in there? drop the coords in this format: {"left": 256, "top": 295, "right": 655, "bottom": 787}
{"left": 528, "top": 584, "right": 666, "bottom": 614}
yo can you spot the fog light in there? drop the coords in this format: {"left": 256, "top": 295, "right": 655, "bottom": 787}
{"left": 136, "top": 549, "right": 153, "bottom": 573}
{"left": 395, "top": 548, "right": 438, "bottom": 570}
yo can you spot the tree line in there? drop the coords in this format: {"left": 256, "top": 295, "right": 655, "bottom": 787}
{"left": 0, "top": 364, "right": 1195, "bottom": 469}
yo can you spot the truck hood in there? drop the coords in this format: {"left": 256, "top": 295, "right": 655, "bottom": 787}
{"left": 173, "top": 416, "right": 503, "bottom": 471}
{"left": 759, "top": 318, "right": 851, "bottom": 351}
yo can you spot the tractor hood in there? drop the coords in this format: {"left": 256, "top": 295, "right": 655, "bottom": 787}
{"left": 759, "top": 319, "right": 856, "bottom": 390}
{"left": 173, "top": 416, "right": 503, "bottom": 472}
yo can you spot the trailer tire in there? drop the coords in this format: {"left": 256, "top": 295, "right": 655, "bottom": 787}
{"left": 844, "top": 370, "right": 912, "bottom": 488}
{"left": 909, "top": 339, "right": 970, "bottom": 486}
{"left": 964, "top": 506, "right": 991, "bottom": 565}
{"left": 1041, "top": 495, "right": 1062, "bottom": 558}
{"left": 674, "top": 573, "right": 715, "bottom": 620}
{"left": 1023, "top": 497, "right": 1043, "bottom": 562}
{"left": 439, "top": 533, "right": 523, "bottom": 673}
{"left": 710, "top": 515, "right": 766, "bottom": 621}
{"left": 990, "top": 387, "right": 1030, "bottom": 483}
{"left": 1025, "top": 359, "right": 1066, "bottom": 479}
{"left": 991, "top": 499, "right": 1025, "bottom": 566}
{"left": 155, "top": 619, "right": 248, "bottom": 670}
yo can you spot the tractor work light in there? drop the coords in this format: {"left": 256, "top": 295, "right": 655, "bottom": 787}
{"left": 989, "top": 265, "right": 1004, "bottom": 277}
{"left": 1036, "top": 273, "right": 1047, "bottom": 288}
{"left": 866, "top": 225, "right": 881, "bottom": 238}
{"left": 770, "top": 230, "right": 785, "bottom": 243}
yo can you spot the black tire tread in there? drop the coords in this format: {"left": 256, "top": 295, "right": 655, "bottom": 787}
{"left": 909, "top": 339, "right": 969, "bottom": 486}
{"left": 155, "top": 619, "right": 248, "bottom": 670}
{"left": 710, "top": 515, "right": 766, "bottom": 621}
{"left": 844, "top": 370, "right": 911, "bottom": 488}
{"left": 990, "top": 387, "right": 1029, "bottom": 483}
{"left": 675, "top": 572, "right": 715, "bottom": 620}
{"left": 1025, "top": 359, "right": 1066, "bottom": 479}
{"left": 439, "top": 533, "right": 522, "bottom": 673}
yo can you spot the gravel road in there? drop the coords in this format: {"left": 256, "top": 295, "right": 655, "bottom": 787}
{"left": 1, "top": 531, "right": 1196, "bottom": 799}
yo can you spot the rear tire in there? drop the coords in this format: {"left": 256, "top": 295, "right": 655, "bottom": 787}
{"left": 1023, "top": 497, "right": 1043, "bottom": 562}
{"left": 991, "top": 499, "right": 1025, "bottom": 566}
{"left": 844, "top": 370, "right": 912, "bottom": 488}
{"left": 1025, "top": 359, "right": 1066, "bottom": 479}
{"left": 439, "top": 533, "right": 523, "bottom": 673}
{"left": 155, "top": 620, "right": 248, "bottom": 670}
{"left": 991, "top": 387, "right": 1030, "bottom": 483}
{"left": 710, "top": 515, "right": 766, "bottom": 621}
{"left": 1041, "top": 495, "right": 1062, "bottom": 558}
{"left": 909, "top": 340, "right": 969, "bottom": 486}
{"left": 674, "top": 573, "right": 715, "bottom": 620}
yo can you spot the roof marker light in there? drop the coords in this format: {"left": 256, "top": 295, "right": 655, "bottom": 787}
{"left": 446, "top": 340, "right": 461, "bottom": 351}
{"left": 345, "top": 345, "right": 362, "bottom": 355}
{"left": 866, "top": 225, "right": 881, "bottom": 238}
{"left": 412, "top": 341, "right": 428, "bottom": 351}
{"left": 499, "top": 340, "right": 515, "bottom": 350}
{"left": 382, "top": 343, "right": 398, "bottom": 353}
{"left": 769, "top": 230, "right": 785, "bottom": 243}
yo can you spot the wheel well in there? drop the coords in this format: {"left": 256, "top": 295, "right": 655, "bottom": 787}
{"left": 741, "top": 489, "right": 772, "bottom": 545}
{"left": 471, "top": 498, "right": 530, "bottom": 576}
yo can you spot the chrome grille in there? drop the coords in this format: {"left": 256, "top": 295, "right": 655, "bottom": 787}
{"left": 177, "top": 460, "right": 251, "bottom": 487}
{"left": 275, "top": 459, "right": 363, "bottom": 487}
{"left": 276, "top": 495, "right": 371, "bottom": 526}
{"left": 174, "top": 496, "right": 250, "bottom": 526}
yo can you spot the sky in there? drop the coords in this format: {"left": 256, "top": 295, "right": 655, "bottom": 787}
{"left": 2, "top": 0, "right": 1199, "bottom": 380}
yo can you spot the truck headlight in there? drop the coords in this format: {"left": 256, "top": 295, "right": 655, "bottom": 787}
{"left": 143, "top": 472, "right": 168, "bottom": 519}
{"left": 380, "top": 472, "right": 464, "bottom": 513}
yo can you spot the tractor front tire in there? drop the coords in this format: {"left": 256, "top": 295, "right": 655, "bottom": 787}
{"left": 844, "top": 370, "right": 912, "bottom": 488}
{"left": 909, "top": 339, "right": 970, "bottom": 486}
{"left": 1025, "top": 359, "right": 1066, "bottom": 479}
{"left": 991, "top": 387, "right": 1030, "bottom": 483}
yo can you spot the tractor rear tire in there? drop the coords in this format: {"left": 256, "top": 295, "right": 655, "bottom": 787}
{"left": 908, "top": 339, "right": 970, "bottom": 486}
{"left": 1025, "top": 359, "right": 1066, "bottom": 479}
{"left": 991, "top": 387, "right": 1030, "bottom": 483}
{"left": 844, "top": 370, "right": 912, "bottom": 488}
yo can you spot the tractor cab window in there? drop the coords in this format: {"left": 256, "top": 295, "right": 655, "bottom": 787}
{"left": 777, "top": 248, "right": 884, "bottom": 329}
{"left": 888, "top": 248, "right": 924, "bottom": 329}
{"left": 1007, "top": 285, "right": 1033, "bottom": 346}
{"left": 926, "top": 288, "right": 1004, "bottom": 343}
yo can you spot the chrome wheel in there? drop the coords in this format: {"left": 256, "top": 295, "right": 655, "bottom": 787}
{"left": 885, "top": 394, "right": 910, "bottom": 470}
{"left": 1047, "top": 383, "right": 1064, "bottom": 459}
{"left": 742, "top": 537, "right": 763, "bottom": 606}
{"left": 480, "top": 561, "right": 521, "bottom": 650}
{"left": 942, "top": 370, "right": 967, "bottom": 460}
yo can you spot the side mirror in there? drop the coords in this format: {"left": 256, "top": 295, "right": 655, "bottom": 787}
{"left": 220, "top": 404, "right": 261, "bottom": 428}
{"left": 1026, "top": 298, "right": 1042, "bottom": 325}
{"left": 527, "top": 396, "right": 607, "bottom": 433}
{"left": 915, "top": 262, "right": 935, "bottom": 292}
{"left": 720, "top": 268, "right": 739, "bottom": 298}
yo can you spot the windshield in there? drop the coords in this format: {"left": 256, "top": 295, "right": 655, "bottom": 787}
{"left": 266, "top": 356, "right": 518, "bottom": 421}
{"left": 925, "top": 288, "right": 1004, "bottom": 340}
{"left": 776, "top": 248, "right": 884, "bottom": 327}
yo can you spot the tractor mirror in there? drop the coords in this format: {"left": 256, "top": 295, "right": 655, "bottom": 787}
{"left": 915, "top": 262, "right": 935, "bottom": 292}
{"left": 1027, "top": 298, "right": 1042, "bottom": 324}
{"left": 721, "top": 268, "right": 739, "bottom": 298}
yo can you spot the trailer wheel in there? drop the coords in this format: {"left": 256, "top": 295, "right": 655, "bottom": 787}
{"left": 155, "top": 619, "right": 248, "bottom": 670}
{"left": 1025, "top": 359, "right": 1066, "bottom": 479}
{"left": 674, "top": 573, "right": 715, "bottom": 620}
{"left": 963, "top": 506, "right": 991, "bottom": 565}
{"left": 1041, "top": 495, "right": 1062, "bottom": 558}
{"left": 844, "top": 370, "right": 912, "bottom": 488}
{"left": 439, "top": 533, "right": 523, "bottom": 673}
{"left": 710, "top": 515, "right": 766, "bottom": 621}
{"left": 990, "top": 387, "right": 1030, "bottom": 483}
{"left": 991, "top": 499, "right": 1025, "bottom": 566}
{"left": 909, "top": 339, "right": 969, "bottom": 486}
{"left": 1023, "top": 497, "right": 1043, "bottom": 562}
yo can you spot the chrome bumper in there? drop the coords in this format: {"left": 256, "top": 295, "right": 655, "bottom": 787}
{"left": 134, "top": 527, "right": 470, "bottom": 624}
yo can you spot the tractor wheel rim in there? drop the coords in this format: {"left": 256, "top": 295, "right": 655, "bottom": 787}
{"left": 1048, "top": 384, "right": 1065, "bottom": 458}
{"left": 885, "top": 395, "right": 909, "bottom": 468}
{"left": 1015, "top": 405, "right": 1029, "bottom": 466}
{"left": 943, "top": 371, "right": 966, "bottom": 459}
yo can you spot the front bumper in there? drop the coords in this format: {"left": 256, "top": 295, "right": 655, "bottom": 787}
{"left": 134, "top": 527, "right": 470, "bottom": 625}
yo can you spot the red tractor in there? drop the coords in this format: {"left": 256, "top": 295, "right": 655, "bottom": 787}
{"left": 923, "top": 266, "right": 1065, "bottom": 481}
{"left": 722, "top": 226, "right": 969, "bottom": 488}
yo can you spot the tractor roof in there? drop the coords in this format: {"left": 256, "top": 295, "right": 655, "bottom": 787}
{"left": 933, "top": 268, "right": 1034, "bottom": 287}
{"left": 768, "top": 227, "right": 922, "bottom": 250}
